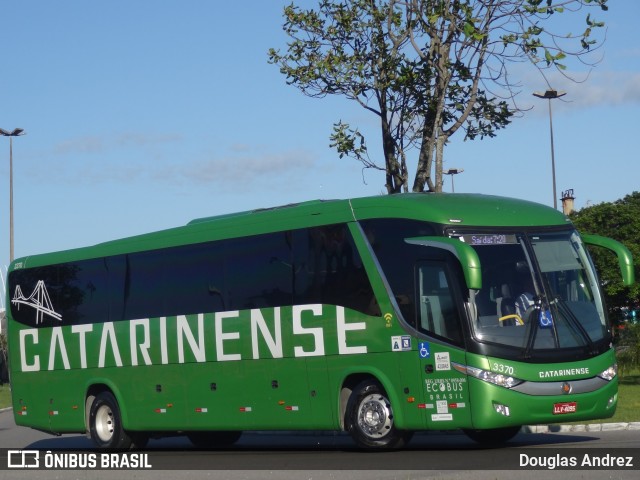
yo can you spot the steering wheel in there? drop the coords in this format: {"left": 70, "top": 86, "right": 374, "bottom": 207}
{"left": 498, "top": 314, "right": 524, "bottom": 326}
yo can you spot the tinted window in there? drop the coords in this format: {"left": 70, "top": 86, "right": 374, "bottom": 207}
{"left": 9, "top": 260, "right": 109, "bottom": 327}
{"left": 10, "top": 266, "right": 62, "bottom": 327}
{"left": 123, "top": 241, "right": 226, "bottom": 320}
{"left": 122, "top": 250, "right": 166, "bottom": 320}
{"left": 57, "top": 259, "right": 109, "bottom": 324}
{"left": 359, "top": 219, "right": 437, "bottom": 326}
{"left": 293, "top": 225, "right": 378, "bottom": 315}
{"left": 417, "top": 262, "right": 463, "bottom": 345}
{"left": 226, "top": 232, "right": 293, "bottom": 310}
{"left": 9, "top": 224, "right": 377, "bottom": 328}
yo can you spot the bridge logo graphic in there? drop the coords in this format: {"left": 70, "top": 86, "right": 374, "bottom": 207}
{"left": 12, "top": 280, "right": 62, "bottom": 324}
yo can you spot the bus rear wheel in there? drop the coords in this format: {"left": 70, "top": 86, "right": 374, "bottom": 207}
{"left": 346, "top": 380, "right": 411, "bottom": 450}
{"left": 463, "top": 426, "right": 521, "bottom": 445}
{"left": 89, "top": 391, "right": 133, "bottom": 449}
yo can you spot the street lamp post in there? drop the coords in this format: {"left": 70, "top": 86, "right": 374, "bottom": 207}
{"left": 0, "top": 128, "right": 25, "bottom": 262}
{"left": 533, "top": 89, "right": 566, "bottom": 210}
{"left": 444, "top": 168, "right": 464, "bottom": 193}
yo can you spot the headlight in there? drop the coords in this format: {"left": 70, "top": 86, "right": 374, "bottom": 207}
{"left": 598, "top": 364, "right": 617, "bottom": 381}
{"left": 466, "top": 366, "right": 524, "bottom": 389}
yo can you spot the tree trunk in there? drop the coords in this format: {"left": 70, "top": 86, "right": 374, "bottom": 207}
{"left": 412, "top": 127, "right": 434, "bottom": 193}
{"left": 381, "top": 113, "right": 405, "bottom": 193}
{"left": 435, "top": 135, "right": 445, "bottom": 192}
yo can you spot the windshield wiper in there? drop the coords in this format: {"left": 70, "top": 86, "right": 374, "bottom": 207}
{"left": 552, "top": 295, "right": 598, "bottom": 355}
{"left": 522, "top": 296, "right": 546, "bottom": 359}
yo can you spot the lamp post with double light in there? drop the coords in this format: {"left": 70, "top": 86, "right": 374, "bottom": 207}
{"left": 444, "top": 168, "right": 464, "bottom": 193}
{"left": 533, "top": 90, "right": 566, "bottom": 210}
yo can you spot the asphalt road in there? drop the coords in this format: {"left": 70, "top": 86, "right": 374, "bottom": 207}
{"left": 0, "top": 409, "right": 638, "bottom": 480}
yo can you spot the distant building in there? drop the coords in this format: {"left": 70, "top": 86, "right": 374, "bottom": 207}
{"left": 561, "top": 189, "right": 575, "bottom": 215}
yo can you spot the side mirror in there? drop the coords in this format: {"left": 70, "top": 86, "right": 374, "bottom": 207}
{"left": 405, "top": 236, "right": 482, "bottom": 289}
{"left": 581, "top": 233, "right": 635, "bottom": 286}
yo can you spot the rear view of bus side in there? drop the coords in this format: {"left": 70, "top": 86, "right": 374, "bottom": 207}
{"left": 7, "top": 193, "right": 634, "bottom": 449}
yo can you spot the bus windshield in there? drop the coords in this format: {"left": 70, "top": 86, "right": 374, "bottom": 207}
{"left": 465, "top": 230, "right": 608, "bottom": 353}
{"left": 360, "top": 218, "right": 612, "bottom": 360}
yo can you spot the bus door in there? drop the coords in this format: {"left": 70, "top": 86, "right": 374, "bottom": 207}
{"left": 415, "top": 261, "right": 472, "bottom": 430}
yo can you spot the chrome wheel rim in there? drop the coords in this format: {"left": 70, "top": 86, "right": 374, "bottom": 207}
{"left": 95, "top": 404, "right": 115, "bottom": 442}
{"left": 357, "top": 393, "right": 393, "bottom": 438}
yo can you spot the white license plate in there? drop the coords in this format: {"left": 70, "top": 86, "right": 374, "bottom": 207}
{"left": 553, "top": 401, "right": 577, "bottom": 414}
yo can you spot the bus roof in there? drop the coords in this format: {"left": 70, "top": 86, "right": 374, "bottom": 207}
{"left": 350, "top": 193, "right": 568, "bottom": 226}
{"left": 12, "top": 193, "right": 570, "bottom": 269}
{"left": 187, "top": 194, "right": 568, "bottom": 228}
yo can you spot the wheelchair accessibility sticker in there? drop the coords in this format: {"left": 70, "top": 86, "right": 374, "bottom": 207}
{"left": 419, "top": 342, "right": 430, "bottom": 359}
{"left": 539, "top": 309, "right": 553, "bottom": 329}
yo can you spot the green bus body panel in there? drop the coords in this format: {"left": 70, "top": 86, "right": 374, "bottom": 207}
{"left": 7, "top": 193, "right": 617, "bottom": 439}
{"left": 10, "top": 306, "right": 386, "bottom": 433}
{"left": 468, "top": 377, "right": 617, "bottom": 429}
{"left": 463, "top": 350, "right": 618, "bottom": 429}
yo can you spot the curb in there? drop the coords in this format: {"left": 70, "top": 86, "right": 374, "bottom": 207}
{"left": 524, "top": 422, "right": 640, "bottom": 433}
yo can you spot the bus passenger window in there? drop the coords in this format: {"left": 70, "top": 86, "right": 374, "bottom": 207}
{"left": 225, "top": 232, "right": 293, "bottom": 310}
{"left": 292, "top": 225, "right": 378, "bottom": 316}
{"left": 417, "top": 262, "right": 463, "bottom": 345}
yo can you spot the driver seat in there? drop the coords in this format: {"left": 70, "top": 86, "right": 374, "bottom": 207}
{"left": 497, "top": 284, "right": 517, "bottom": 325}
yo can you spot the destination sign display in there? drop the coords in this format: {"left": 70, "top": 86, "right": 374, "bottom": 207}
{"left": 461, "top": 234, "right": 518, "bottom": 246}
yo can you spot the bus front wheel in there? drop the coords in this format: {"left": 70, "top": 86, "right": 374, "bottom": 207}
{"left": 89, "top": 391, "right": 132, "bottom": 449}
{"left": 345, "top": 380, "right": 411, "bottom": 449}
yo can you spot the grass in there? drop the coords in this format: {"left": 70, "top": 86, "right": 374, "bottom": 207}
{"left": 0, "top": 384, "right": 10, "bottom": 410}
{"left": 0, "top": 375, "right": 638, "bottom": 423}
{"left": 589, "top": 372, "right": 640, "bottom": 424}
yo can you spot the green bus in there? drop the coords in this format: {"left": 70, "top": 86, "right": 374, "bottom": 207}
{"left": 6, "top": 193, "right": 634, "bottom": 449}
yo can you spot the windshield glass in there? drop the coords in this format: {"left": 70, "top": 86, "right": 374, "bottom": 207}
{"left": 466, "top": 230, "right": 608, "bottom": 351}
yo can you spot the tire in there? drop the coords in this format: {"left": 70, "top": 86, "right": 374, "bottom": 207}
{"left": 88, "top": 391, "right": 133, "bottom": 449}
{"left": 463, "top": 426, "right": 521, "bottom": 445}
{"left": 187, "top": 431, "right": 243, "bottom": 449}
{"left": 345, "top": 380, "right": 412, "bottom": 450}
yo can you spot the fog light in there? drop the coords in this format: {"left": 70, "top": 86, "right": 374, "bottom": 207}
{"left": 607, "top": 394, "right": 617, "bottom": 409}
{"left": 493, "top": 402, "right": 511, "bottom": 417}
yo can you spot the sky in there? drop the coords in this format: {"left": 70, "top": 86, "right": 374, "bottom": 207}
{"left": 1, "top": 1, "right": 639, "bottom": 304}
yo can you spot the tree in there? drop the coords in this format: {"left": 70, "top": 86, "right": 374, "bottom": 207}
{"left": 269, "top": 0, "right": 608, "bottom": 193}
{"left": 570, "top": 192, "right": 640, "bottom": 315}
{"left": 571, "top": 193, "right": 640, "bottom": 376}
